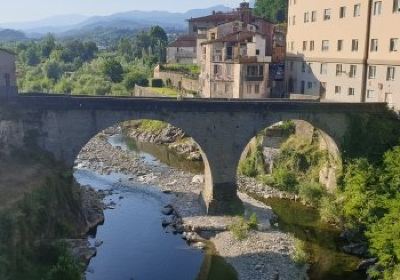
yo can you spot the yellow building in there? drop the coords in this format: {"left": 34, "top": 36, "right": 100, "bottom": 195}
{"left": 286, "top": 0, "right": 400, "bottom": 110}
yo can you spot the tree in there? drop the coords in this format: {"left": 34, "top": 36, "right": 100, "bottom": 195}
{"left": 150, "top": 25, "right": 168, "bottom": 63}
{"left": 41, "top": 34, "right": 56, "bottom": 58}
{"left": 254, "top": 0, "right": 288, "bottom": 23}
{"left": 44, "top": 60, "right": 63, "bottom": 81}
{"left": 123, "top": 70, "right": 149, "bottom": 90}
{"left": 118, "top": 38, "right": 134, "bottom": 59}
{"left": 101, "top": 59, "right": 123, "bottom": 83}
{"left": 23, "top": 47, "right": 40, "bottom": 66}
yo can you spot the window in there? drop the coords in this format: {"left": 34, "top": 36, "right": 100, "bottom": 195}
{"left": 225, "top": 83, "right": 231, "bottom": 93}
{"left": 374, "top": 1, "right": 382, "bottom": 15}
{"left": 337, "top": 40, "right": 343, "bottom": 51}
{"left": 369, "top": 66, "right": 377, "bottom": 79}
{"left": 301, "top": 81, "right": 305, "bottom": 94}
{"left": 394, "top": 0, "right": 400, "bottom": 12}
{"left": 370, "top": 39, "right": 379, "bottom": 52}
{"left": 322, "top": 40, "right": 329, "bottom": 51}
{"left": 292, "top": 15, "right": 296, "bottom": 25}
{"left": 255, "top": 84, "right": 260, "bottom": 94}
{"left": 367, "top": 90, "right": 375, "bottom": 99}
{"left": 211, "top": 33, "right": 216, "bottom": 40}
{"left": 354, "top": 4, "right": 361, "bottom": 17}
{"left": 291, "top": 41, "right": 295, "bottom": 51}
{"left": 304, "top": 12, "right": 310, "bottom": 23}
{"left": 290, "top": 61, "right": 294, "bottom": 71}
{"left": 247, "top": 84, "right": 252, "bottom": 93}
{"left": 311, "top": 11, "right": 317, "bottom": 22}
{"left": 348, "top": 88, "right": 355, "bottom": 96}
{"left": 387, "top": 67, "right": 396, "bottom": 81}
{"left": 303, "top": 41, "right": 307, "bottom": 51}
{"left": 320, "top": 63, "right": 327, "bottom": 75}
{"left": 308, "top": 63, "right": 313, "bottom": 73}
{"left": 352, "top": 39, "right": 359, "bottom": 51}
{"left": 335, "top": 86, "right": 342, "bottom": 94}
{"left": 340, "top": 6, "right": 346, "bottom": 18}
{"left": 247, "top": 65, "right": 264, "bottom": 77}
{"left": 390, "top": 38, "right": 399, "bottom": 52}
{"left": 324, "top": 9, "right": 331, "bottom": 20}
{"left": 349, "top": 65, "right": 357, "bottom": 78}
{"left": 302, "top": 62, "right": 307, "bottom": 72}
{"left": 307, "top": 82, "right": 313, "bottom": 89}
{"left": 256, "top": 49, "right": 260, "bottom": 55}
{"left": 336, "top": 64, "right": 343, "bottom": 76}
{"left": 310, "top": 40, "right": 315, "bottom": 51}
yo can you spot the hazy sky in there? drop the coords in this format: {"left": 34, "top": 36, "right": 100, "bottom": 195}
{"left": 0, "top": 0, "right": 245, "bottom": 23}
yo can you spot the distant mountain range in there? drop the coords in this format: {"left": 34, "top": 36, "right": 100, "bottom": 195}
{"left": 0, "top": 5, "right": 233, "bottom": 41}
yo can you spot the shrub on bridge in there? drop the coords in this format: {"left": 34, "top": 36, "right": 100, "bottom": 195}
{"left": 151, "top": 78, "right": 164, "bottom": 88}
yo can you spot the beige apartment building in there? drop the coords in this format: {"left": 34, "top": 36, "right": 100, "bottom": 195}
{"left": 199, "top": 21, "right": 271, "bottom": 98}
{"left": 286, "top": 0, "right": 400, "bottom": 110}
{"left": 0, "top": 49, "right": 17, "bottom": 98}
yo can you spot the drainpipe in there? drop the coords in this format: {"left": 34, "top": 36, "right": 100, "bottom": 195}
{"left": 361, "top": 0, "right": 373, "bottom": 103}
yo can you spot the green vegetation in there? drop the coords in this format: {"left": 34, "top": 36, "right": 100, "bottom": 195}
{"left": 135, "top": 120, "right": 168, "bottom": 133}
{"left": 1, "top": 25, "right": 169, "bottom": 96}
{"left": 0, "top": 171, "right": 87, "bottom": 280}
{"left": 148, "top": 87, "right": 179, "bottom": 97}
{"left": 254, "top": 0, "right": 288, "bottom": 23}
{"left": 238, "top": 145, "right": 266, "bottom": 178}
{"left": 292, "top": 239, "right": 309, "bottom": 266}
{"left": 229, "top": 214, "right": 259, "bottom": 241}
{"left": 242, "top": 129, "right": 330, "bottom": 206}
{"left": 160, "top": 63, "right": 200, "bottom": 78}
{"left": 241, "top": 115, "right": 400, "bottom": 279}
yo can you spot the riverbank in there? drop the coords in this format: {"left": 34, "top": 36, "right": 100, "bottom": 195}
{"left": 76, "top": 131, "right": 308, "bottom": 280}
{"left": 0, "top": 150, "right": 105, "bottom": 279}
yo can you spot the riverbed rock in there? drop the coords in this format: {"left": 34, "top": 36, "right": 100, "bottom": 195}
{"left": 161, "top": 205, "right": 174, "bottom": 216}
{"left": 342, "top": 243, "right": 369, "bottom": 257}
{"left": 357, "top": 258, "right": 377, "bottom": 271}
{"left": 192, "top": 242, "right": 206, "bottom": 250}
{"left": 94, "top": 240, "right": 104, "bottom": 247}
{"left": 191, "top": 175, "right": 204, "bottom": 184}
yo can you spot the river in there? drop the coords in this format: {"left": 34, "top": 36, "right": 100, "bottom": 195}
{"left": 73, "top": 134, "right": 236, "bottom": 280}
{"left": 74, "top": 133, "right": 365, "bottom": 280}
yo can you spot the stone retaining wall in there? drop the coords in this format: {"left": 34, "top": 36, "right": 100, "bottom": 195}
{"left": 154, "top": 67, "right": 200, "bottom": 94}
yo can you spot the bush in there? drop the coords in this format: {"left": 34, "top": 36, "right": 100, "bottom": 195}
{"left": 298, "top": 182, "right": 326, "bottom": 207}
{"left": 319, "top": 196, "right": 341, "bottom": 225}
{"left": 292, "top": 239, "right": 308, "bottom": 266}
{"left": 248, "top": 213, "right": 258, "bottom": 230}
{"left": 123, "top": 71, "right": 149, "bottom": 90}
{"left": 258, "top": 174, "right": 275, "bottom": 186}
{"left": 229, "top": 217, "right": 249, "bottom": 241}
{"left": 229, "top": 214, "right": 259, "bottom": 240}
{"left": 272, "top": 167, "right": 298, "bottom": 192}
{"left": 151, "top": 78, "right": 163, "bottom": 88}
{"left": 238, "top": 147, "right": 266, "bottom": 178}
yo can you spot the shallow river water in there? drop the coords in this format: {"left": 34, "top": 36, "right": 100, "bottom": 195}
{"left": 73, "top": 135, "right": 236, "bottom": 280}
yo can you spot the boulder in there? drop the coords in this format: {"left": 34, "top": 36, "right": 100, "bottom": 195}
{"left": 192, "top": 175, "right": 204, "bottom": 184}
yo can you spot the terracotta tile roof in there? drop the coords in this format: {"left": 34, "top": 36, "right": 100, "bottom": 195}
{"left": 169, "top": 36, "right": 197, "bottom": 48}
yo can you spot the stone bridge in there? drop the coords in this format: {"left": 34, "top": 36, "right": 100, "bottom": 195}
{"left": 0, "top": 94, "right": 390, "bottom": 214}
